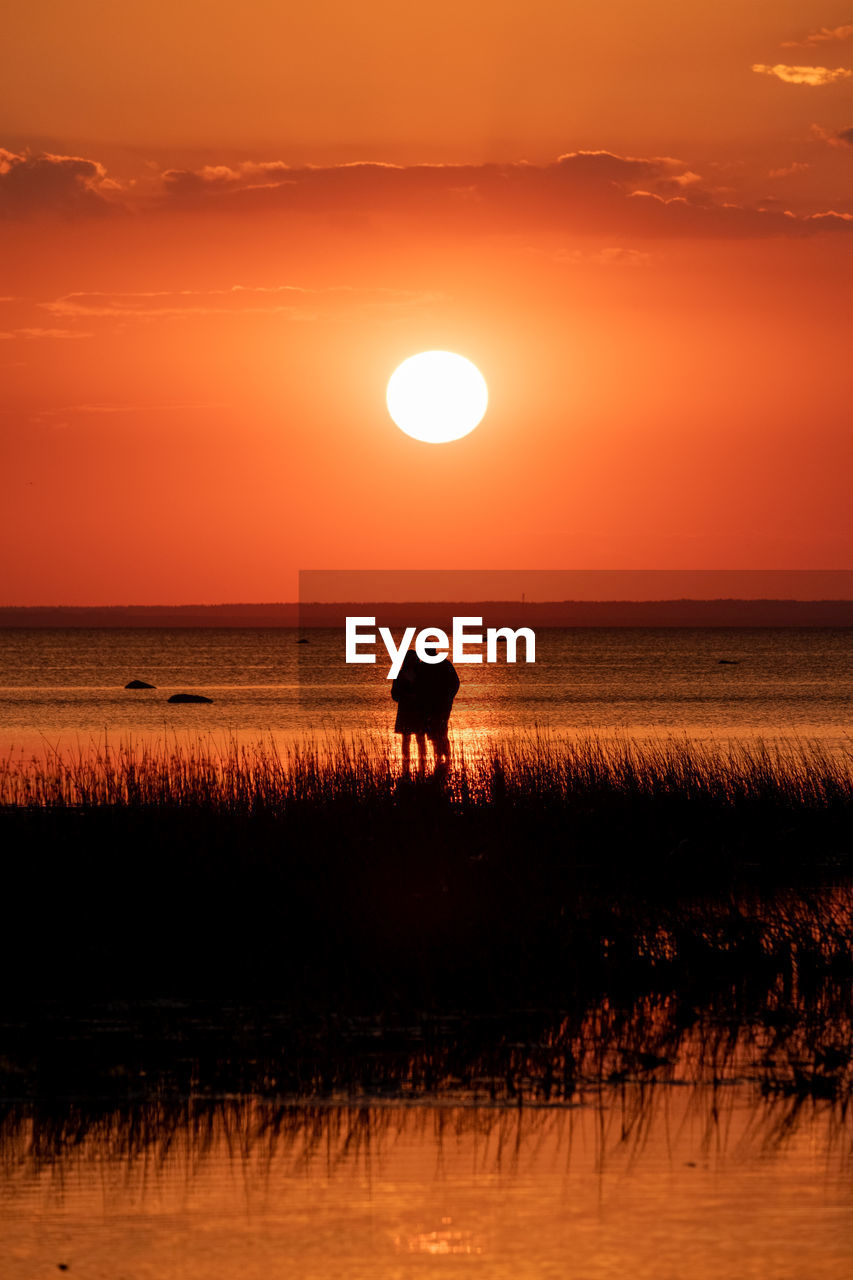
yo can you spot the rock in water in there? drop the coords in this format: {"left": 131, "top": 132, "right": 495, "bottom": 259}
{"left": 167, "top": 693, "right": 213, "bottom": 704}
{"left": 125, "top": 679, "right": 156, "bottom": 689}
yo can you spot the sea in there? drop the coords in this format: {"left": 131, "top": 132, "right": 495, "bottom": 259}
{"left": 0, "top": 625, "right": 851, "bottom": 758}
{"left": 4, "top": 1084, "right": 852, "bottom": 1280}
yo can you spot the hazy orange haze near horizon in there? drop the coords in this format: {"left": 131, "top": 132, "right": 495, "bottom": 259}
{"left": 2, "top": 0, "right": 852, "bottom": 604}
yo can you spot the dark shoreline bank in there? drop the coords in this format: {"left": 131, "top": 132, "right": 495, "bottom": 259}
{"left": 2, "top": 736, "right": 850, "bottom": 1003}
{"left": 2, "top": 736, "right": 850, "bottom": 1129}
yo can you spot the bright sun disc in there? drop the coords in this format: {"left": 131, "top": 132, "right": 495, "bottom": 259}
{"left": 386, "top": 350, "right": 488, "bottom": 443}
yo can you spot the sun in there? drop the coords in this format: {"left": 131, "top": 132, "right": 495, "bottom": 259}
{"left": 386, "top": 351, "right": 488, "bottom": 443}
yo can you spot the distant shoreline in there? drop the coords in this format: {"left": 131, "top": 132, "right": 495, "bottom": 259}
{"left": 1, "top": 600, "right": 853, "bottom": 627}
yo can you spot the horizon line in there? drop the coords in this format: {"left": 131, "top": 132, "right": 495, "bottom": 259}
{"left": 3, "top": 599, "right": 853, "bottom": 609}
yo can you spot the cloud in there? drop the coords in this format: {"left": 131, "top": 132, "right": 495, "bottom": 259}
{"left": 150, "top": 150, "right": 853, "bottom": 242}
{"left": 800, "top": 210, "right": 853, "bottom": 223}
{"left": 150, "top": 150, "right": 853, "bottom": 241}
{"left": 0, "top": 148, "right": 123, "bottom": 218}
{"left": 768, "top": 161, "right": 810, "bottom": 178}
{"left": 752, "top": 63, "right": 853, "bottom": 85}
{"left": 157, "top": 150, "right": 696, "bottom": 220}
{"left": 782, "top": 24, "right": 853, "bottom": 48}
{"left": 549, "top": 246, "right": 653, "bottom": 267}
{"left": 810, "top": 122, "right": 853, "bottom": 146}
{"left": 623, "top": 189, "right": 853, "bottom": 238}
{"left": 7, "top": 146, "right": 852, "bottom": 243}
{"left": 162, "top": 161, "right": 293, "bottom": 197}
{"left": 553, "top": 149, "right": 686, "bottom": 183}
{"left": 42, "top": 284, "right": 442, "bottom": 322}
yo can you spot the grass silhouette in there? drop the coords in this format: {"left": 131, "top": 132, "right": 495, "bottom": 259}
{"left": 1, "top": 732, "right": 850, "bottom": 1005}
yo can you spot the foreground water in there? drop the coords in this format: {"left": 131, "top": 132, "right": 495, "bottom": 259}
{"left": 1, "top": 626, "right": 851, "bottom": 756}
{"left": 2, "top": 971, "right": 853, "bottom": 1279}
{"left": 2, "top": 1091, "right": 852, "bottom": 1279}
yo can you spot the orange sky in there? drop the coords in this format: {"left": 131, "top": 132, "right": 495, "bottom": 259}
{"left": 2, "top": 1, "right": 853, "bottom": 604}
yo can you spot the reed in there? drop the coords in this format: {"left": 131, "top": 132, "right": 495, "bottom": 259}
{"left": 1, "top": 729, "right": 850, "bottom": 813}
{"left": 0, "top": 731, "right": 850, "bottom": 1005}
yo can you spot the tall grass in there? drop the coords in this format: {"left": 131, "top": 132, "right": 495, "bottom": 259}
{"left": 1, "top": 731, "right": 850, "bottom": 1005}
{"left": 1, "top": 729, "right": 850, "bottom": 812}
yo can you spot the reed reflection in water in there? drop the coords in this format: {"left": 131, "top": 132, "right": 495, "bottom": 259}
{"left": 3, "top": 991, "right": 853, "bottom": 1280}
{"left": 2, "top": 1086, "right": 853, "bottom": 1280}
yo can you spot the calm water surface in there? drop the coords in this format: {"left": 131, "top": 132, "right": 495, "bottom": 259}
{"left": 1, "top": 626, "right": 851, "bottom": 755}
{"left": 2, "top": 1092, "right": 852, "bottom": 1279}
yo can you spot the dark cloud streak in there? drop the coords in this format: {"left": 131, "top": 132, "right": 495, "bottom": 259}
{"left": 0, "top": 148, "right": 123, "bottom": 218}
{"left": 781, "top": 24, "right": 853, "bottom": 49}
{"left": 158, "top": 150, "right": 853, "bottom": 240}
{"left": 3, "top": 145, "right": 852, "bottom": 241}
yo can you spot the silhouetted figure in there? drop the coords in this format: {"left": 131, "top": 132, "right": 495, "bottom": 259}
{"left": 391, "top": 648, "right": 428, "bottom": 776}
{"left": 417, "top": 643, "right": 460, "bottom": 771}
